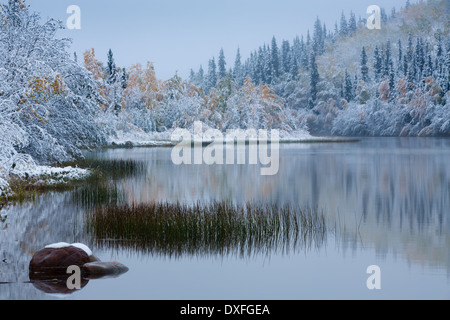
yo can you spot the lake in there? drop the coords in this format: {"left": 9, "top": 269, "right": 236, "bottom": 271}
{"left": 1, "top": 137, "right": 449, "bottom": 300}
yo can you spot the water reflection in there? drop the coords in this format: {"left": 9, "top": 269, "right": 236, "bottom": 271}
{"left": 87, "top": 202, "right": 328, "bottom": 259}
{"left": 85, "top": 138, "right": 450, "bottom": 267}
{"left": 0, "top": 137, "right": 449, "bottom": 299}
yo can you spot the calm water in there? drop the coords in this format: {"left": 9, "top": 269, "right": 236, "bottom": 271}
{"left": 1, "top": 137, "right": 449, "bottom": 300}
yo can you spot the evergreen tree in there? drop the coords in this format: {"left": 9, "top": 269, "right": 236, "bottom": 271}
{"left": 423, "top": 45, "right": 433, "bottom": 78}
{"left": 309, "top": 53, "right": 320, "bottom": 108}
{"left": 271, "top": 36, "right": 280, "bottom": 79}
{"left": 107, "top": 49, "right": 117, "bottom": 84}
{"left": 281, "top": 40, "right": 291, "bottom": 73}
{"left": 121, "top": 68, "right": 128, "bottom": 90}
{"left": 415, "top": 38, "right": 425, "bottom": 80}
{"left": 344, "top": 70, "right": 354, "bottom": 101}
{"left": 403, "top": 53, "right": 409, "bottom": 79}
{"left": 313, "top": 17, "right": 324, "bottom": 55}
{"left": 435, "top": 31, "right": 444, "bottom": 76}
{"left": 374, "top": 46, "right": 383, "bottom": 81}
{"left": 292, "top": 36, "right": 301, "bottom": 61}
{"left": 391, "top": 7, "right": 397, "bottom": 19}
{"left": 407, "top": 55, "right": 416, "bottom": 90}
{"left": 383, "top": 40, "right": 393, "bottom": 78}
{"left": 264, "top": 44, "right": 273, "bottom": 84}
{"left": 256, "top": 49, "right": 264, "bottom": 84}
{"left": 218, "top": 48, "right": 227, "bottom": 80}
{"left": 445, "top": 50, "right": 450, "bottom": 93}
{"left": 398, "top": 39, "right": 403, "bottom": 76}
{"left": 198, "top": 65, "right": 205, "bottom": 87}
{"left": 380, "top": 8, "right": 388, "bottom": 24}
{"left": 300, "top": 35, "right": 309, "bottom": 70}
{"left": 206, "top": 58, "right": 217, "bottom": 91}
{"left": 339, "top": 11, "right": 348, "bottom": 37}
{"left": 360, "top": 47, "right": 370, "bottom": 82}
{"left": 189, "top": 69, "right": 195, "bottom": 83}
{"left": 233, "top": 47, "right": 242, "bottom": 85}
{"left": 290, "top": 54, "right": 299, "bottom": 79}
{"left": 389, "top": 67, "right": 396, "bottom": 95}
{"left": 405, "top": 0, "right": 411, "bottom": 10}
{"left": 407, "top": 33, "right": 414, "bottom": 64}
{"left": 348, "top": 11, "right": 357, "bottom": 34}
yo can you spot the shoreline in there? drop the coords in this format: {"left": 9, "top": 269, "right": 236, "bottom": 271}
{"left": 1, "top": 135, "right": 359, "bottom": 205}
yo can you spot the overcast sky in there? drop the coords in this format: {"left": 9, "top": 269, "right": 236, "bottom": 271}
{"left": 27, "top": 0, "right": 410, "bottom": 80}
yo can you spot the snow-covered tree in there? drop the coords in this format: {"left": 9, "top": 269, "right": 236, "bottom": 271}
{"left": 0, "top": 1, "right": 105, "bottom": 165}
{"left": 218, "top": 48, "right": 227, "bottom": 81}
{"left": 361, "top": 47, "right": 370, "bottom": 83}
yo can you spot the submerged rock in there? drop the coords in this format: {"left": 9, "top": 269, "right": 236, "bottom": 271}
{"left": 84, "top": 261, "right": 129, "bottom": 279}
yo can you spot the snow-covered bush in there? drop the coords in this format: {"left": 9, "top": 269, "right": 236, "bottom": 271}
{"left": 0, "top": 2, "right": 105, "bottom": 165}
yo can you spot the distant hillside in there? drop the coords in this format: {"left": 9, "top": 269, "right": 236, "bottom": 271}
{"left": 190, "top": 0, "right": 450, "bottom": 137}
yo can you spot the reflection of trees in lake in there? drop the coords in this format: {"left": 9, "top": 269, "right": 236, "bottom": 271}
{"left": 93, "top": 139, "right": 449, "bottom": 266}
{"left": 1, "top": 138, "right": 449, "bottom": 299}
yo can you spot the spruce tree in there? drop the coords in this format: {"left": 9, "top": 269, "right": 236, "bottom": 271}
{"left": 218, "top": 48, "right": 227, "bottom": 80}
{"left": 348, "top": 12, "right": 357, "bottom": 34}
{"left": 300, "top": 36, "right": 309, "bottom": 70}
{"left": 415, "top": 38, "right": 425, "bottom": 80}
{"left": 290, "top": 54, "right": 299, "bottom": 79}
{"left": 233, "top": 47, "right": 243, "bottom": 86}
{"left": 107, "top": 49, "right": 117, "bottom": 84}
{"left": 198, "top": 65, "right": 205, "bottom": 87}
{"left": 264, "top": 45, "right": 273, "bottom": 84}
{"left": 423, "top": 46, "right": 433, "bottom": 78}
{"left": 389, "top": 68, "right": 396, "bottom": 95}
{"left": 407, "top": 55, "right": 416, "bottom": 90}
{"left": 309, "top": 53, "right": 320, "bottom": 108}
{"left": 206, "top": 58, "right": 217, "bottom": 91}
{"left": 271, "top": 36, "right": 280, "bottom": 79}
{"left": 257, "top": 47, "right": 265, "bottom": 84}
{"left": 281, "top": 40, "right": 291, "bottom": 73}
{"left": 398, "top": 39, "right": 403, "bottom": 76}
{"left": 383, "top": 40, "right": 393, "bottom": 78}
{"left": 344, "top": 70, "right": 354, "bottom": 101}
{"left": 189, "top": 69, "right": 196, "bottom": 83}
{"left": 374, "top": 46, "right": 383, "bottom": 81}
{"left": 121, "top": 68, "right": 128, "bottom": 90}
{"left": 361, "top": 47, "right": 370, "bottom": 82}
{"left": 445, "top": 50, "right": 450, "bottom": 93}
{"left": 339, "top": 12, "right": 348, "bottom": 37}
{"left": 313, "top": 17, "right": 324, "bottom": 55}
{"left": 435, "top": 31, "right": 444, "bottom": 76}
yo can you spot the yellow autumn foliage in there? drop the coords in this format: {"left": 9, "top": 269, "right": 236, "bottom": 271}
{"left": 124, "top": 62, "right": 161, "bottom": 110}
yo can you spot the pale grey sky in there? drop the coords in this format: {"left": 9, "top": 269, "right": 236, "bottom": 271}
{"left": 26, "top": 0, "right": 411, "bottom": 80}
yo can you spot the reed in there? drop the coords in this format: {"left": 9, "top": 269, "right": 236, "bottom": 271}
{"left": 87, "top": 201, "right": 328, "bottom": 258}
{"left": 64, "top": 158, "right": 146, "bottom": 180}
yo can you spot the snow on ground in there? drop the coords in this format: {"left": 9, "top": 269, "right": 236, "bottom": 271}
{"left": 0, "top": 128, "right": 354, "bottom": 199}
{"left": 107, "top": 125, "right": 346, "bottom": 147}
{"left": 0, "top": 154, "right": 91, "bottom": 198}
{"left": 106, "top": 129, "right": 174, "bottom": 147}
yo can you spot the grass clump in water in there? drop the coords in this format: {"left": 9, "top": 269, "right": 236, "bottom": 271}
{"left": 87, "top": 201, "right": 327, "bottom": 258}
